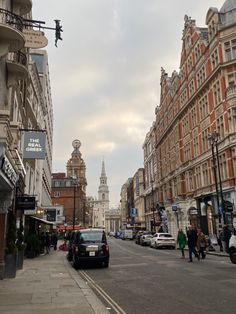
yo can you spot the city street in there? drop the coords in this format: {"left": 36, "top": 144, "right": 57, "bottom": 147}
{"left": 78, "top": 237, "right": 236, "bottom": 314}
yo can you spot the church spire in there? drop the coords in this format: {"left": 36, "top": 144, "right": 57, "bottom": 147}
{"left": 101, "top": 158, "right": 106, "bottom": 177}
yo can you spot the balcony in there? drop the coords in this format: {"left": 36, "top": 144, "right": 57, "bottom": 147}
{"left": 0, "top": 8, "right": 25, "bottom": 57}
{"left": 226, "top": 84, "right": 236, "bottom": 99}
{"left": 6, "top": 51, "right": 27, "bottom": 86}
{"left": 13, "top": 0, "right": 32, "bottom": 15}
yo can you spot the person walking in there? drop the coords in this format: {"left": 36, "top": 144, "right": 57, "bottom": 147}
{"left": 45, "top": 232, "right": 51, "bottom": 254}
{"left": 187, "top": 225, "right": 199, "bottom": 262}
{"left": 177, "top": 229, "right": 187, "bottom": 258}
{"left": 51, "top": 232, "right": 58, "bottom": 250}
{"left": 197, "top": 230, "right": 208, "bottom": 259}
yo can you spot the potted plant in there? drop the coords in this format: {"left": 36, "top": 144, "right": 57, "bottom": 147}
{"left": 5, "top": 211, "right": 17, "bottom": 278}
{"left": 16, "top": 219, "right": 26, "bottom": 269}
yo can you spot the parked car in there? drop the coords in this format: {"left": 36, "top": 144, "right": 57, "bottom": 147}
{"left": 140, "top": 234, "right": 153, "bottom": 246}
{"left": 71, "top": 228, "right": 109, "bottom": 269}
{"left": 150, "top": 233, "right": 176, "bottom": 249}
{"left": 229, "top": 229, "right": 236, "bottom": 264}
{"left": 135, "top": 231, "right": 152, "bottom": 245}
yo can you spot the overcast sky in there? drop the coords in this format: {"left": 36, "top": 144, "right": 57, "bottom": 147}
{"left": 33, "top": 0, "right": 224, "bottom": 207}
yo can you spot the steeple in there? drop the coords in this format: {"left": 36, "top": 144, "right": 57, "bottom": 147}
{"left": 98, "top": 159, "right": 109, "bottom": 207}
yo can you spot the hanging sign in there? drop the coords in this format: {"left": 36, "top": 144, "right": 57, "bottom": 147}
{"left": 23, "top": 29, "right": 48, "bottom": 49}
{"left": 23, "top": 131, "right": 46, "bottom": 160}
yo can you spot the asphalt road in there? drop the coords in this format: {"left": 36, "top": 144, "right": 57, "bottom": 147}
{"left": 78, "top": 237, "right": 236, "bottom": 314}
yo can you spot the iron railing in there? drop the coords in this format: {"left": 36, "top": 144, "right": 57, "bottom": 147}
{"left": 0, "top": 8, "right": 23, "bottom": 32}
{"left": 7, "top": 51, "right": 27, "bottom": 66}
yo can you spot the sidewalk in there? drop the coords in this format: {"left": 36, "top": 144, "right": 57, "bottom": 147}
{"left": 0, "top": 248, "right": 110, "bottom": 314}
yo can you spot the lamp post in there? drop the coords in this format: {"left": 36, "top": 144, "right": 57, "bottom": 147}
{"left": 208, "top": 131, "right": 225, "bottom": 226}
{"left": 150, "top": 178, "right": 155, "bottom": 232}
{"left": 72, "top": 181, "right": 78, "bottom": 231}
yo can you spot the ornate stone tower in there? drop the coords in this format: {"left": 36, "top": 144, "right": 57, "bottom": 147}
{"left": 98, "top": 159, "right": 109, "bottom": 209}
{"left": 66, "top": 139, "right": 87, "bottom": 192}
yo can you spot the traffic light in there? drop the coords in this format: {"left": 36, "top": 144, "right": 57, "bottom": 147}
{"left": 54, "top": 19, "right": 63, "bottom": 47}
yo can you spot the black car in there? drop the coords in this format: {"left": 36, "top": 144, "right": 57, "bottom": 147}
{"left": 71, "top": 228, "right": 109, "bottom": 269}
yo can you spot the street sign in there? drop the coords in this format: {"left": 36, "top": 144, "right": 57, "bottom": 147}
{"left": 16, "top": 196, "right": 35, "bottom": 210}
{"left": 172, "top": 204, "right": 178, "bottom": 211}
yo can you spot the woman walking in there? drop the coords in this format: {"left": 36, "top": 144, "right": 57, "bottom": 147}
{"left": 177, "top": 229, "right": 187, "bottom": 258}
{"left": 197, "top": 230, "right": 208, "bottom": 259}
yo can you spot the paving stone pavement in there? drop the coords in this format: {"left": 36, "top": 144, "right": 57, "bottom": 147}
{"left": 0, "top": 248, "right": 110, "bottom": 314}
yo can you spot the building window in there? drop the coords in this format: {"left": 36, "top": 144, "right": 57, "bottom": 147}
{"left": 186, "top": 171, "right": 194, "bottom": 192}
{"left": 199, "top": 94, "right": 208, "bottom": 120}
{"left": 217, "top": 116, "right": 224, "bottom": 139}
{"left": 55, "top": 181, "right": 60, "bottom": 187}
{"left": 187, "top": 55, "right": 193, "bottom": 73}
{"left": 184, "top": 142, "right": 191, "bottom": 162}
{"left": 213, "top": 80, "right": 221, "bottom": 106}
{"left": 191, "top": 106, "right": 197, "bottom": 127}
{"left": 219, "top": 153, "right": 227, "bottom": 180}
{"left": 202, "top": 162, "right": 209, "bottom": 186}
{"left": 211, "top": 49, "right": 219, "bottom": 69}
{"left": 197, "top": 66, "right": 206, "bottom": 87}
{"left": 182, "top": 114, "right": 189, "bottom": 136}
{"left": 202, "top": 128, "right": 210, "bottom": 152}
{"left": 194, "top": 44, "right": 201, "bottom": 63}
{"left": 54, "top": 191, "right": 60, "bottom": 197}
{"left": 227, "top": 73, "right": 236, "bottom": 86}
{"left": 224, "top": 39, "right": 236, "bottom": 62}
{"left": 195, "top": 166, "right": 201, "bottom": 189}
{"left": 189, "top": 79, "right": 195, "bottom": 97}
{"left": 193, "top": 128, "right": 199, "bottom": 157}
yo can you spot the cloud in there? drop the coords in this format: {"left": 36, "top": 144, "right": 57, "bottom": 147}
{"left": 33, "top": 0, "right": 225, "bottom": 205}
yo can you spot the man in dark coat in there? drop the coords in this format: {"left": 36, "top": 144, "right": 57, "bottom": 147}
{"left": 187, "top": 225, "right": 199, "bottom": 262}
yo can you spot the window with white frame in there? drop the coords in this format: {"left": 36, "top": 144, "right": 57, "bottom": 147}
{"left": 191, "top": 106, "right": 197, "bottom": 127}
{"left": 197, "top": 66, "right": 206, "bottom": 87}
{"left": 211, "top": 49, "right": 219, "bottom": 69}
{"left": 186, "top": 170, "right": 194, "bottom": 191}
{"left": 187, "top": 55, "right": 193, "bottom": 73}
{"left": 202, "top": 162, "right": 209, "bottom": 186}
{"left": 194, "top": 44, "right": 201, "bottom": 63}
{"left": 224, "top": 39, "right": 236, "bottom": 62}
{"left": 219, "top": 153, "right": 227, "bottom": 180}
{"left": 227, "top": 73, "right": 236, "bottom": 86}
{"left": 195, "top": 165, "right": 201, "bottom": 189}
{"left": 182, "top": 114, "right": 189, "bottom": 136}
{"left": 202, "top": 127, "right": 210, "bottom": 152}
{"left": 54, "top": 191, "right": 61, "bottom": 197}
{"left": 213, "top": 80, "right": 221, "bottom": 106}
{"left": 189, "top": 79, "right": 195, "bottom": 97}
{"left": 199, "top": 94, "right": 208, "bottom": 120}
{"left": 193, "top": 128, "right": 199, "bottom": 157}
{"left": 180, "top": 89, "right": 188, "bottom": 107}
{"left": 216, "top": 115, "right": 224, "bottom": 139}
{"left": 184, "top": 142, "right": 191, "bottom": 162}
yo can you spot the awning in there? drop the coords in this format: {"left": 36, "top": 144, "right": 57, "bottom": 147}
{"left": 29, "top": 216, "right": 54, "bottom": 225}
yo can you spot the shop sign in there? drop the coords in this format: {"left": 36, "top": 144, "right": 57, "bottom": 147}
{"left": 0, "top": 156, "right": 18, "bottom": 185}
{"left": 23, "top": 131, "right": 46, "bottom": 160}
{"left": 189, "top": 207, "right": 198, "bottom": 215}
{"left": 23, "top": 29, "right": 48, "bottom": 49}
{"left": 172, "top": 204, "right": 178, "bottom": 211}
{"left": 24, "top": 209, "right": 36, "bottom": 215}
{"left": 16, "top": 196, "right": 36, "bottom": 210}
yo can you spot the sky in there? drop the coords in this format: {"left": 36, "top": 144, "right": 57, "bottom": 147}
{"left": 33, "top": 0, "right": 224, "bottom": 208}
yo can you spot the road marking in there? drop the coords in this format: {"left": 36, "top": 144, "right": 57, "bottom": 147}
{"left": 79, "top": 270, "right": 127, "bottom": 314}
{"left": 110, "top": 262, "right": 148, "bottom": 268}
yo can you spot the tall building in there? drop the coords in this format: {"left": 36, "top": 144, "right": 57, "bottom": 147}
{"left": 143, "top": 0, "right": 236, "bottom": 238}
{"left": 51, "top": 140, "right": 87, "bottom": 227}
{"left": 93, "top": 160, "right": 109, "bottom": 228}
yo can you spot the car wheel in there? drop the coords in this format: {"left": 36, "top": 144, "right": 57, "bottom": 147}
{"left": 229, "top": 249, "right": 236, "bottom": 264}
{"left": 72, "top": 255, "right": 79, "bottom": 269}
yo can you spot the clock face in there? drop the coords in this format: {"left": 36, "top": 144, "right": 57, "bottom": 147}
{"left": 72, "top": 139, "right": 81, "bottom": 149}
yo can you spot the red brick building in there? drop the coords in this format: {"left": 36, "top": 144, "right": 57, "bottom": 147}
{"left": 143, "top": 1, "right": 236, "bottom": 238}
{"left": 51, "top": 140, "right": 88, "bottom": 227}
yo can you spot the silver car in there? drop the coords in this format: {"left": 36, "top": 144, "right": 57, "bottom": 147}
{"left": 150, "top": 233, "right": 176, "bottom": 249}
{"left": 140, "top": 234, "right": 153, "bottom": 246}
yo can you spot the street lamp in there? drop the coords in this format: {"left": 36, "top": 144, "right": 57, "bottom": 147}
{"left": 72, "top": 180, "right": 78, "bottom": 230}
{"left": 150, "top": 178, "right": 155, "bottom": 232}
{"left": 208, "top": 131, "right": 225, "bottom": 226}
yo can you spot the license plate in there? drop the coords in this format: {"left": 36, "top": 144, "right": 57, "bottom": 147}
{"left": 86, "top": 245, "right": 98, "bottom": 252}
{"left": 89, "top": 251, "right": 95, "bottom": 256}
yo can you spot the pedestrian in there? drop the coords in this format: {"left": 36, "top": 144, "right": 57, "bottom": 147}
{"left": 197, "top": 230, "right": 208, "bottom": 259}
{"left": 186, "top": 225, "right": 199, "bottom": 262}
{"left": 51, "top": 231, "right": 58, "bottom": 250}
{"left": 220, "top": 225, "right": 232, "bottom": 253}
{"left": 45, "top": 232, "right": 51, "bottom": 254}
{"left": 177, "top": 229, "right": 187, "bottom": 258}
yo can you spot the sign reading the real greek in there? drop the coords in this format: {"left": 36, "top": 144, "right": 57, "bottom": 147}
{"left": 23, "top": 131, "right": 46, "bottom": 159}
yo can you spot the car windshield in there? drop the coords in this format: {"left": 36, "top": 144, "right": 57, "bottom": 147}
{"left": 79, "top": 231, "right": 105, "bottom": 243}
{"left": 159, "top": 234, "right": 173, "bottom": 238}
